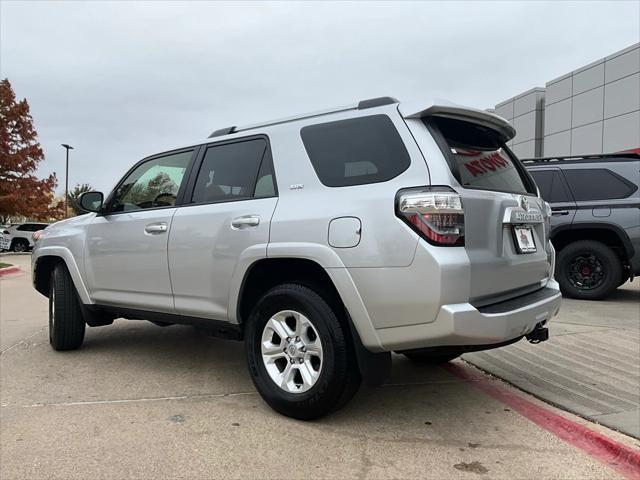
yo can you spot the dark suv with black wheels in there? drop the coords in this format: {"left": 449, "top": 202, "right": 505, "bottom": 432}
{"left": 524, "top": 152, "right": 640, "bottom": 300}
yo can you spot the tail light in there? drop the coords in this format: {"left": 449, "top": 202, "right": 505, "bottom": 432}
{"left": 396, "top": 187, "right": 465, "bottom": 246}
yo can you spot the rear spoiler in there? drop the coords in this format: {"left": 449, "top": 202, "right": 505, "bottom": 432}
{"left": 398, "top": 101, "right": 516, "bottom": 143}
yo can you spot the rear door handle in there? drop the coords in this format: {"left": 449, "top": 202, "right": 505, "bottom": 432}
{"left": 231, "top": 215, "right": 260, "bottom": 229}
{"left": 552, "top": 210, "right": 570, "bottom": 216}
{"left": 144, "top": 222, "right": 168, "bottom": 234}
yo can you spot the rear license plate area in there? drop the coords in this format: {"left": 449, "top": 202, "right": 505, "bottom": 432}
{"left": 512, "top": 225, "right": 536, "bottom": 254}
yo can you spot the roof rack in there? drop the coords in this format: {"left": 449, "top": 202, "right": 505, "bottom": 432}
{"left": 521, "top": 152, "right": 640, "bottom": 164}
{"left": 207, "top": 96, "right": 399, "bottom": 138}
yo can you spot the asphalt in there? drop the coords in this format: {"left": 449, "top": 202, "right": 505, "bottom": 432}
{"left": 464, "top": 280, "right": 640, "bottom": 438}
{"left": 1, "top": 254, "right": 638, "bottom": 479}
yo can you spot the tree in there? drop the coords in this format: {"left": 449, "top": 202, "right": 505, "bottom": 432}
{"left": 0, "top": 78, "right": 63, "bottom": 224}
{"left": 67, "top": 183, "right": 93, "bottom": 215}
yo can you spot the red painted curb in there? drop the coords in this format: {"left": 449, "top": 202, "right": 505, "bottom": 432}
{"left": 0, "top": 266, "right": 21, "bottom": 277}
{"left": 444, "top": 363, "right": 640, "bottom": 480}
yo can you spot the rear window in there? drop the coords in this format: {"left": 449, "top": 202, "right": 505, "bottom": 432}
{"left": 301, "top": 115, "right": 410, "bottom": 187}
{"left": 427, "top": 116, "right": 535, "bottom": 195}
{"left": 563, "top": 168, "right": 637, "bottom": 201}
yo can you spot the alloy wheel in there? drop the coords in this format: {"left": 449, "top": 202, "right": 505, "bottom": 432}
{"left": 260, "top": 310, "right": 323, "bottom": 393}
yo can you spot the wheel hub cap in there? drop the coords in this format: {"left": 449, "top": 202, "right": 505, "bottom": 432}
{"left": 260, "top": 310, "right": 323, "bottom": 394}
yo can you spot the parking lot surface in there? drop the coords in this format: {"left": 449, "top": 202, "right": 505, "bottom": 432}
{"left": 465, "top": 281, "right": 640, "bottom": 438}
{"left": 1, "top": 255, "right": 638, "bottom": 479}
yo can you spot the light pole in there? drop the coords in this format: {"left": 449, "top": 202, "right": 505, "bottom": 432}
{"left": 61, "top": 144, "right": 74, "bottom": 218}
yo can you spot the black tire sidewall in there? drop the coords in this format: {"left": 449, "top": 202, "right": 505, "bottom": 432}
{"left": 557, "top": 241, "right": 621, "bottom": 300}
{"left": 245, "top": 284, "right": 355, "bottom": 420}
{"left": 49, "top": 264, "right": 85, "bottom": 350}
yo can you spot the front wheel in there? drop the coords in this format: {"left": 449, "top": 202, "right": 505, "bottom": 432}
{"left": 49, "top": 264, "right": 85, "bottom": 350}
{"left": 12, "top": 239, "right": 28, "bottom": 253}
{"left": 556, "top": 240, "right": 621, "bottom": 300}
{"left": 245, "top": 283, "right": 361, "bottom": 420}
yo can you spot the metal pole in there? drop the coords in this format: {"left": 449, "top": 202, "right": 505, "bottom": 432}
{"left": 61, "top": 144, "right": 73, "bottom": 219}
{"left": 65, "top": 148, "right": 69, "bottom": 218}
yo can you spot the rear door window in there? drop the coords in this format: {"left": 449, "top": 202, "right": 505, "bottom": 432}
{"left": 301, "top": 115, "right": 410, "bottom": 187}
{"left": 529, "top": 170, "right": 573, "bottom": 203}
{"left": 191, "top": 138, "right": 275, "bottom": 204}
{"left": 563, "top": 168, "right": 637, "bottom": 201}
{"left": 427, "top": 116, "right": 535, "bottom": 195}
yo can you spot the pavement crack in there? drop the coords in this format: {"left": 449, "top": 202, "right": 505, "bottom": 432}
{"left": 1, "top": 390, "right": 258, "bottom": 408}
{"left": 0, "top": 327, "right": 46, "bottom": 354}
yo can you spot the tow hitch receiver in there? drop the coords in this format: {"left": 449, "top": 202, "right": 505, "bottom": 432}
{"left": 526, "top": 324, "right": 549, "bottom": 344}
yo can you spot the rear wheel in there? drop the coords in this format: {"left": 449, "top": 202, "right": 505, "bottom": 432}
{"left": 402, "top": 350, "right": 462, "bottom": 364}
{"left": 245, "top": 283, "right": 361, "bottom": 420}
{"left": 49, "top": 264, "right": 85, "bottom": 350}
{"left": 556, "top": 240, "right": 621, "bottom": 300}
{"left": 12, "top": 239, "right": 28, "bottom": 253}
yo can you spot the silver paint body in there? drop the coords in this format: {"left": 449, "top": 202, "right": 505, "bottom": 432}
{"left": 33, "top": 100, "right": 561, "bottom": 352}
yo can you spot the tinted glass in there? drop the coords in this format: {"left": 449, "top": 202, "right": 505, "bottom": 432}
{"left": 529, "top": 170, "right": 572, "bottom": 203}
{"left": 428, "top": 116, "right": 534, "bottom": 195}
{"left": 563, "top": 168, "right": 637, "bottom": 201}
{"left": 301, "top": 115, "right": 410, "bottom": 187}
{"left": 111, "top": 151, "right": 192, "bottom": 212}
{"left": 192, "top": 139, "right": 271, "bottom": 204}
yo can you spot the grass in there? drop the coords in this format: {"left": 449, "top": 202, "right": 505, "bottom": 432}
{"left": 0, "top": 262, "right": 12, "bottom": 269}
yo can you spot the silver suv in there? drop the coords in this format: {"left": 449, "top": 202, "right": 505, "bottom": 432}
{"left": 32, "top": 97, "right": 561, "bottom": 419}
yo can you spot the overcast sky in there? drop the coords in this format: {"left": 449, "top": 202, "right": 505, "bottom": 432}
{"left": 1, "top": 1, "right": 639, "bottom": 194}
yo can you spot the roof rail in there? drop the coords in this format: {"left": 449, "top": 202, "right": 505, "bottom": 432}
{"left": 521, "top": 152, "right": 640, "bottom": 164}
{"left": 206, "top": 96, "right": 399, "bottom": 138}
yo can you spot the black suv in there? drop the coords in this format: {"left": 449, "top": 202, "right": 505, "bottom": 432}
{"left": 524, "top": 152, "right": 640, "bottom": 300}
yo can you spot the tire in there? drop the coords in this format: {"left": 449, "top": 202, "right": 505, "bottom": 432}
{"left": 12, "top": 239, "right": 28, "bottom": 253}
{"left": 245, "top": 283, "right": 361, "bottom": 420}
{"left": 49, "top": 263, "right": 85, "bottom": 350}
{"left": 402, "top": 350, "right": 461, "bottom": 364}
{"left": 556, "top": 240, "right": 622, "bottom": 300}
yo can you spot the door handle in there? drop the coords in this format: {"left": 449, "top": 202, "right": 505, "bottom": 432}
{"left": 552, "top": 210, "right": 570, "bottom": 216}
{"left": 144, "top": 222, "right": 168, "bottom": 234}
{"left": 231, "top": 215, "right": 260, "bottom": 229}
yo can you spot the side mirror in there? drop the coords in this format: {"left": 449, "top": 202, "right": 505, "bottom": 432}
{"left": 79, "top": 191, "right": 104, "bottom": 213}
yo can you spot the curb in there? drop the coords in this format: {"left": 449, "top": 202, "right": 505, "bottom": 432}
{"left": 0, "top": 266, "right": 22, "bottom": 277}
{"left": 445, "top": 362, "right": 640, "bottom": 480}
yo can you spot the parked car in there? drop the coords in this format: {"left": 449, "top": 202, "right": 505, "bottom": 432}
{"left": 0, "top": 223, "right": 49, "bottom": 252}
{"left": 31, "top": 97, "right": 560, "bottom": 419}
{"left": 524, "top": 152, "right": 640, "bottom": 300}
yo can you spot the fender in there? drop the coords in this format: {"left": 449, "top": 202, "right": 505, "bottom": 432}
{"left": 229, "top": 241, "right": 385, "bottom": 352}
{"left": 32, "top": 246, "right": 93, "bottom": 305}
{"left": 551, "top": 222, "right": 635, "bottom": 258}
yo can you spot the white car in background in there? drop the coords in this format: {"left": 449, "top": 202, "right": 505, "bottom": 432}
{"left": 0, "top": 223, "right": 49, "bottom": 252}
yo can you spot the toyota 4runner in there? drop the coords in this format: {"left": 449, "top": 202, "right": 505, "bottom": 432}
{"left": 32, "top": 97, "right": 561, "bottom": 419}
{"left": 524, "top": 152, "right": 640, "bottom": 300}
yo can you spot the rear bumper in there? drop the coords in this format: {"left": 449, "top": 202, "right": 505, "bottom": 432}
{"left": 375, "top": 279, "right": 561, "bottom": 351}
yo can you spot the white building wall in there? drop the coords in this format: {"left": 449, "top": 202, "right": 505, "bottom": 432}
{"left": 493, "top": 43, "right": 639, "bottom": 158}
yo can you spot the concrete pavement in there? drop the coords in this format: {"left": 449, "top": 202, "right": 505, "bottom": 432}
{"left": 1, "top": 255, "right": 638, "bottom": 479}
{"left": 465, "top": 280, "right": 640, "bottom": 438}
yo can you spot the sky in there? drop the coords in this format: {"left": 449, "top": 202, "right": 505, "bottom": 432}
{"left": 1, "top": 0, "right": 639, "bottom": 194}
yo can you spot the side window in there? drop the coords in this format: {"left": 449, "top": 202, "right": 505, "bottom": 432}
{"left": 529, "top": 170, "right": 572, "bottom": 203}
{"left": 300, "top": 115, "right": 411, "bottom": 187}
{"left": 563, "top": 168, "right": 638, "bottom": 201}
{"left": 191, "top": 138, "right": 275, "bottom": 204}
{"left": 111, "top": 150, "right": 192, "bottom": 213}
{"left": 16, "top": 224, "right": 29, "bottom": 231}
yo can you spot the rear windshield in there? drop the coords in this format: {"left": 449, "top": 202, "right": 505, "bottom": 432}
{"left": 427, "top": 116, "right": 535, "bottom": 195}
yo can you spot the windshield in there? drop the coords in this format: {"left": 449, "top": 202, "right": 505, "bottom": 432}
{"left": 426, "top": 116, "right": 535, "bottom": 195}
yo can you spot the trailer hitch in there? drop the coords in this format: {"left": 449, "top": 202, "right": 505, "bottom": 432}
{"left": 526, "top": 323, "right": 549, "bottom": 344}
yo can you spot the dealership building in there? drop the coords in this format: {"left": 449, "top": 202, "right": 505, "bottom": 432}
{"left": 491, "top": 43, "right": 639, "bottom": 158}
